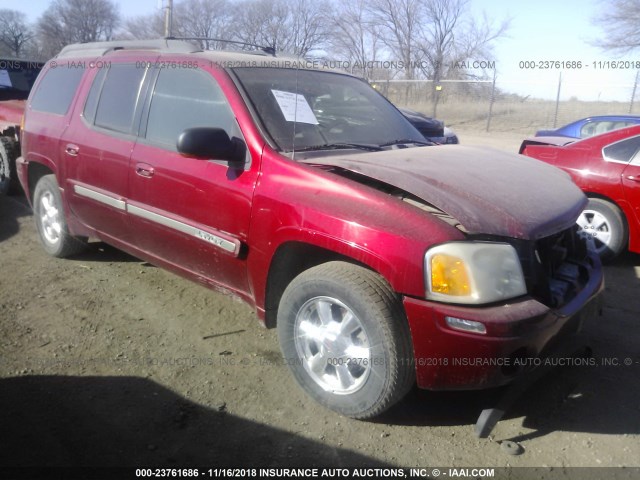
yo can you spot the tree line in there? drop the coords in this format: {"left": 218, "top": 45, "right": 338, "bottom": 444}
{"left": 0, "top": 0, "right": 508, "bottom": 82}
{"left": 0, "top": 0, "right": 636, "bottom": 83}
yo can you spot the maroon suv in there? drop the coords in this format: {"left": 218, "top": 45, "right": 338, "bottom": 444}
{"left": 18, "top": 39, "right": 604, "bottom": 419}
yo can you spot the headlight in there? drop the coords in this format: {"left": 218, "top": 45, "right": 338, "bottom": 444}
{"left": 425, "top": 242, "right": 526, "bottom": 304}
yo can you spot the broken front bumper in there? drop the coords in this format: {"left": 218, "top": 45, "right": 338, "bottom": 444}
{"left": 403, "top": 254, "right": 604, "bottom": 391}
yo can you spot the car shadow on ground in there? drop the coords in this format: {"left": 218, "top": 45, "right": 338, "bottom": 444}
{"left": 0, "top": 375, "right": 391, "bottom": 469}
{"left": 378, "top": 252, "right": 640, "bottom": 441}
{"left": 0, "top": 194, "right": 143, "bottom": 267}
{"left": 71, "top": 241, "right": 144, "bottom": 264}
{"left": 379, "top": 345, "right": 639, "bottom": 443}
{"left": 0, "top": 194, "right": 31, "bottom": 242}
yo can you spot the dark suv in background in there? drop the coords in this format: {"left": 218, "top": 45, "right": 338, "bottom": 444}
{"left": 18, "top": 39, "right": 603, "bottom": 420}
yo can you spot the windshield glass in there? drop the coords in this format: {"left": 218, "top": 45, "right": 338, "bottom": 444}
{"left": 232, "top": 67, "right": 424, "bottom": 152}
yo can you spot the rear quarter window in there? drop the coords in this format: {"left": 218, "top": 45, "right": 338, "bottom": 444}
{"left": 603, "top": 136, "right": 640, "bottom": 163}
{"left": 30, "top": 65, "right": 84, "bottom": 115}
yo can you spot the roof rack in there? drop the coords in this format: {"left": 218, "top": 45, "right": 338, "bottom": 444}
{"left": 56, "top": 38, "right": 201, "bottom": 59}
{"left": 165, "top": 37, "right": 277, "bottom": 56}
{"left": 55, "top": 37, "right": 277, "bottom": 59}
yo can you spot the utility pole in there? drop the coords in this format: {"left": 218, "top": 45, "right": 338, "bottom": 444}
{"left": 486, "top": 69, "right": 497, "bottom": 133}
{"left": 629, "top": 70, "right": 639, "bottom": 114}
{"left": 553, "top": 72, "right": 562, "bottom": 129}
{"left": 164, "top": 0, "right": 173, "bottom": 38}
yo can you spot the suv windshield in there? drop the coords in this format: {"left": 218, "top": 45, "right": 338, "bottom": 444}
{"left": 233, "top": 67, "right": 424, "bottom": 152}
{"left": 0, "top": 59, "right": 43, "bottom": 100}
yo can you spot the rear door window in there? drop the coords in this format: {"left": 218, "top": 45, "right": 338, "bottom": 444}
{"left": 94, "top": 64, "right": 147, "bottom": 134}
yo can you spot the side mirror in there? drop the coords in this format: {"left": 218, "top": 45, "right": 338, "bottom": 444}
{"left": 177, "top": 127, "right": 246, "bottom": 164}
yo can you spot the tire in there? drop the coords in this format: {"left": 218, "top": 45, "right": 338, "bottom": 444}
{"left": 576, "top": 198, "right": 627, "bottom": 261}
{"left": 0, "top": 136, "right": 18, "bottom": 195}
{"left": 277, "top": 261, "right": 415, "bottom": 419}
{"left": 33, "top": 174, "right": 87, "bottom": 258}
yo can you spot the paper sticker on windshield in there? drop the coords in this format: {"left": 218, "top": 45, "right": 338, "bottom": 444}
{"left": 0, "top": 70, "right": 12, "bottom": 88}
{"left": 271, "top": 90, "right": 318, "bottom": 125}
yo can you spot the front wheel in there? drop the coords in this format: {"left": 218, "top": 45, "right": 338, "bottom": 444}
{"left": 576, "top": 198, "right": 627, "bottom": 261}
{"left": 277, "top": 262, "right": 415, "bottom": 419}
{"left": 33, "top": 174, "right": 87, "bottom": 257}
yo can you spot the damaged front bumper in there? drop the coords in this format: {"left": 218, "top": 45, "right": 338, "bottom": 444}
{"left": 403, "top": 252, "right": 604, "bottom": 391}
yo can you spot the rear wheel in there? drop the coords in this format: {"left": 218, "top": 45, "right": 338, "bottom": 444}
{"left": 576, "top": 198, "right": 627, "bottom": 260}
{"left": 33, "top": 174, "right": 87, "bottom": 257}
{"left": 277, "top": 262, "right": 415, "bottom": 419}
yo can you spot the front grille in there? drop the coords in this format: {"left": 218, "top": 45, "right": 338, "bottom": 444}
{"left": 512, "top": 226, "right": 590, "bottom": 308}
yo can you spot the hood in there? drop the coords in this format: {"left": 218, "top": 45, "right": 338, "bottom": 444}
{"left": 399, "top": 108, "right": 445, "bottom": 138}
{"left": 0, "top": 99, "right": 26, "bottom": 123}
{"left": 302, "top": 145, "right": 586, "bottom": 240}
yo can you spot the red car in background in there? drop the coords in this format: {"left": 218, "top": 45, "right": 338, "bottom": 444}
{"left": 520, "top": 125, "right": 640, "bottom": 260}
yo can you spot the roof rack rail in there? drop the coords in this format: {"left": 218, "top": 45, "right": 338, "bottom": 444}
{"left": 56, "top": 38, "right": 201, "bottom": 59}
{"left": 165, "top": 36, "right": 277, "bottom": 56}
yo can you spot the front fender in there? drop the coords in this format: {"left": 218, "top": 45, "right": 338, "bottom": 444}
{"left": 246, "top": 150, "right": 464, "bottom": 315}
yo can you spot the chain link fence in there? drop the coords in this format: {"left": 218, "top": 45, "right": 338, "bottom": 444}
{"left": 372, "top": 70, "right": 640, "bottom": 135}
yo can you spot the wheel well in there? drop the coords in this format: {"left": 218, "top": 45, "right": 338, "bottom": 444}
{"left": 584, "top": 192, "right": 630, "bottom": 243}
{"left": 584, "top": 192, "right": 629, "bottom": 226}
{"left": 1, "top": 126, "right": 17, "bottom": 139}
{"left": 28, "top": 162, "right": 54, "bottom": 199}
{"left": 264, "top": 242, "right": 367, "bottom": 328}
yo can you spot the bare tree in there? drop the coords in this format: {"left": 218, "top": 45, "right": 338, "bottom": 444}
{"left": 288, "top": 0, "right": 331, "bottom": 56}
{"left": 453, "top": 11, "right": 510, "bottom": 68}
{"left": 0, "top": 9, "right": 35, "bottom": 58}
{"left": 593, "top": 0, "right": 640, "bottom": 53}
{"left": 233, "top": 0, "right": 329, "bottom": 56}
{"left": 172, "top": 0, "right": 234, "bottom": 50}
{"left": 117, "top": 0, "right": 232, "bottom": 49}
{"left": 38, "top": 0, "right": 120, "bottom": 57}
{"left": 328, "top": 0, "right": 383, "bottom": 79}
{"left": 231, "top": 0, "right": 289, "bottom": 52}
{"left": 366, "top": 0, "right": 424, "bottom": 80}
{"left": 119, "top": 11, "right": 165, "bottom": 40}
{"left": 419, "top": 0, "right": 509, "bottom": 79}
{"left": 419, "top": 0, "right": 465, "bottom": 83}
{"left": 415, "top": 0, "right": 509, "bottom": 115}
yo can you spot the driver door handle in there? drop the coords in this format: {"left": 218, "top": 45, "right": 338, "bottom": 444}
{"left": 65, "top": 144, "right": 79, "bottom": 157}
{"left": 136, "top": 163, "right": 155, "bottom": 178}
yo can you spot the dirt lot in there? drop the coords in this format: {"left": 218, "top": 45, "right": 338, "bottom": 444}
{"left": 1, "top": 137, "right": 640, "bottom": 473}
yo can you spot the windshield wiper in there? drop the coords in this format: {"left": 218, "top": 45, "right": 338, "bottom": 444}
{"left": 295, "top": 142, "right": 383, "bottom": 152}
{"left": 379, "top": 139, "right": 434, "bottom": 147}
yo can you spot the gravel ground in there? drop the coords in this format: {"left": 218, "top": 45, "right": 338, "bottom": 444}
{"left": 1, "top": 152, "right": 640, "bottom": 474}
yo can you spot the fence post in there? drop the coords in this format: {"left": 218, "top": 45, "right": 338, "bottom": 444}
{"left": 486, "top": 70, "right": 497, "bottom": 132}
{"left": 629, "top": 70, "right": 639, "bottom": 114}
{"left": 553, "top": 72, "right": 562, "bottom": 128}
{"left": 431, "top": 82, "right": 440, "bottom": 117}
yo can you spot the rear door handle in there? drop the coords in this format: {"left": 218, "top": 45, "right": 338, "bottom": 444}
{"left": 65, "top": 144, "right": 79, "bottom": 157}
{"left": 136, "top": 163, "right": 155, "bottom": 178}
